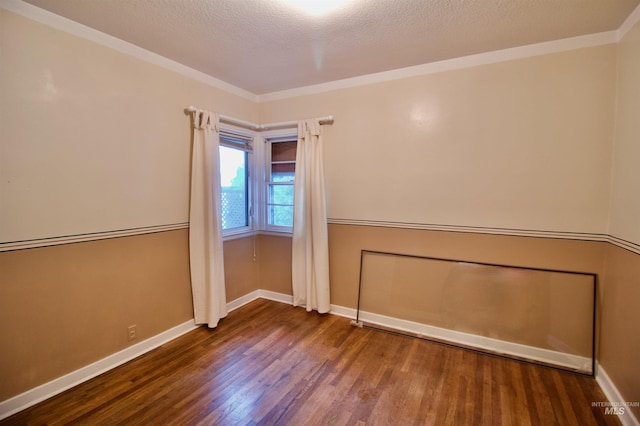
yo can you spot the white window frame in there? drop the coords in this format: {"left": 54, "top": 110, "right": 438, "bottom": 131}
{"left": 262, "top": 128, "right": 298, "bottom": 234}
{"left": 218, "top": 123, "right": 257, "bottom": 239}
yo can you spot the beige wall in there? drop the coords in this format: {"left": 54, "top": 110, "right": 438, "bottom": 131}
{"left": 258, "top": 234, "right": 293, "bottom": 295}
{"left": 609, "top": 20, "right": 640, "bottom": 246}
{"left": 0, "top": 231, "right": 194, "bottom": 400}
{"left": 600, "top": 19, "right": 640, "bottom": 420}
{"left": 0, "top": 9, "right": 258, "bottom": 243}
{"left": 600, "top": 245, "right": 640, "bottom": 419}
{"left": 328, "top": 224, "right": 606, "bottom": 319}
{"left": 223, "top": 236, "right": 261, "bottom": 301}
{"left": 260, "top": 45, "right": 617, "bottom": 235}
{"left": 359, "top": 251, "right": 594, "bottom": 357}
{"left": 0, "top": 232, "right": 261, "bottom": 401}
{"left": 0, "top": 10, "right": 260, "bottom": 403}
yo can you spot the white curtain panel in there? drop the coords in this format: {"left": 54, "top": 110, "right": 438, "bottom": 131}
{"left": 292, "top": 119, "right": 331, "bottom": 313}
{"left": 189, "top": 109, "right": 227, "bottom": 328}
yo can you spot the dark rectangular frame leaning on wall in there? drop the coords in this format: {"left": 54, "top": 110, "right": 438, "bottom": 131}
{"left": 354, "top": 250, "right": 597, "bottom": 376}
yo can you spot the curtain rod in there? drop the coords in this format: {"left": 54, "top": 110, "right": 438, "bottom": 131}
{"left": 185, "top": 105, "right": 333, "bottom": 131}
{"left": 185, "top": 106, "right": 260, "bottom": 130}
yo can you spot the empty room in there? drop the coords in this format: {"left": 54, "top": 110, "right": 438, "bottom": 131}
{"left": 1, "top": 0, "right": 639, "bottom": 424}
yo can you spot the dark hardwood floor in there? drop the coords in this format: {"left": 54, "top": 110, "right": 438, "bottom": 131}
{"left": 2, "top": 298, "right": 619, "bottom": 425}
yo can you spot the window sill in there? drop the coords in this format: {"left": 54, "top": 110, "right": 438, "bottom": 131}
{"left": 221, "top": 229, "right": 294, "bottom": 242}
{"left": 260, "top": 229, "right": 293, "bottom": 238}
{"left": 222, "top": 229, "right": 256, "bottom": 242}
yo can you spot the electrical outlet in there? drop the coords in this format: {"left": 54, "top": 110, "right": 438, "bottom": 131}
{"left": 127, "top": 325, "right": 137, "bottom": 341}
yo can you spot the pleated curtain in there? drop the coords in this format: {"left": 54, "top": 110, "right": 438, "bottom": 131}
{"left": 189, "top": 109, "right": 227, "bottom": 328}
{"left": 292, "top": 119, "right": 331, "bottom": 313}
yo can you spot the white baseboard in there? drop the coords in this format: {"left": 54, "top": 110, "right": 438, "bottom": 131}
{"left": 257, "top": 289, "right": 293, "bottom": 304}
{"left": 226, "top": 290, "right": 261, "bottom": 312}
{"left": 596, "top": 364, "right": 640, "bottom": 426}
{"left": 328, "top": 303, "right": 355, "bottom": 318}
{"left": 225, "top": 290, "right": 292, "bottom": 312}
{"left": 0, "top": 319, "right": 198, "bottom": 420}
{"left": 330, "top": 305, "right": 592, "bottom": 373}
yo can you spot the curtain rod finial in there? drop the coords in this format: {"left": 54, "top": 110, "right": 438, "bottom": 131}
{"left": 320, "top": 115, "right": 334, "bottom": 125}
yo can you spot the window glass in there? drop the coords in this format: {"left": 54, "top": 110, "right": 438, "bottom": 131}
{"left": 220, "top": 145, "right": 249, "bottom": 230}
{"left": 268, "top": 204, "right": 294, "bottom": 227}
{"left": 267, "top": 140, "right": 297, "bottom": 228}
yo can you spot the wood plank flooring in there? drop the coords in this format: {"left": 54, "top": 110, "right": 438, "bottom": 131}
{"left": 2, "top": 298, "right": 620, "bottom": 425}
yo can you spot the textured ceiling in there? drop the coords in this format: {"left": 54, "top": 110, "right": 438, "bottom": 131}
{"left": 22, "top": 0, "right": 640, "bottom": 95}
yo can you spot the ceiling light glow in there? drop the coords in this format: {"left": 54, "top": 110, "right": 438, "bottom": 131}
{"left": 279, "top": 0, "right": 352, "bottom": 16}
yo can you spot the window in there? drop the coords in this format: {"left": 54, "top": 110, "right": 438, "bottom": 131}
{"left": 215, "top": 127, "right": 298, "bottom": 235}
{"left": 219, "top": 131, "right": 252, "bottom": 234}
{"left": 266, "top": 137, "right": 297, "bottom": 229}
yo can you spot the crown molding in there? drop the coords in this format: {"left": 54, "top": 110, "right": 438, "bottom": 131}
{"left": 0, "top": 0, "right": 258, "bottom": 102}
{"left": 257, "top": 31, "right": 617, "bottom": 102}
{"left": 618, "top": 2, "right": 640, "bottom": 41}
